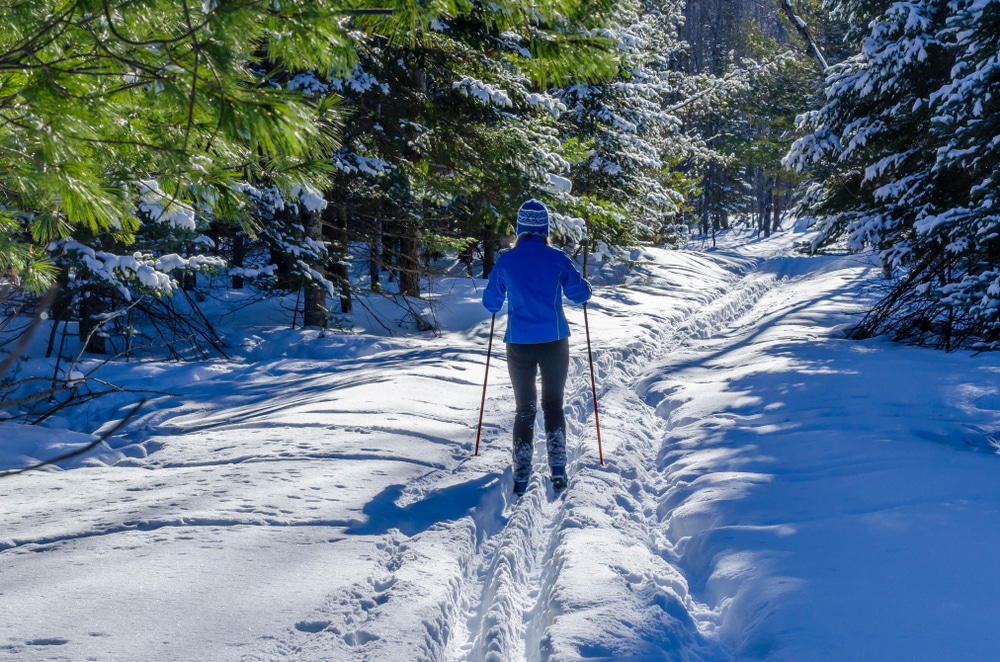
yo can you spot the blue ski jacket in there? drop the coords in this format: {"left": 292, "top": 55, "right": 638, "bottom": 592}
{"left": 482, "top": 234, "right": 592, "bottom": 344}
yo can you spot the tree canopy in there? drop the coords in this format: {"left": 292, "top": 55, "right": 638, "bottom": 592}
{"left": 0, "top": 0, "right": 818, "bottom": 354}
{"left": 0, "top": 1, "right": 362, "bottom": 286}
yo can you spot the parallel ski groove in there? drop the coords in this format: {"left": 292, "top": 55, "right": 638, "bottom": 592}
{"left": 449, "top": 252, "right": 786, "bottom": 661}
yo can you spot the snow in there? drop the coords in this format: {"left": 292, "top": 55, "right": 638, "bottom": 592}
{"left": 526, "top": 94, "right": 567, "bottom": 119}
{"left": 5, "top": 231, "right": 1000, "bottom": 660}
{"left": 294, "top": 183, "right": 328, "bottom": 213}
{"left": 136, "top": 179, "right": 197, "bottom": 230}
{"left": 545, "top": 173, "right": 573, "bottom": 193}
{"left": 453, "top": 77, "right": 513, "bottom": 109}
{"left": 51, "top": 240, "right": 213, "bottom": 300}
{"left": 287, "top": 72, "right": 329, "bottom": 97}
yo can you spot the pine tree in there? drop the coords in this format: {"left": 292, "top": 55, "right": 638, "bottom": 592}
{"left": 0, "top": 0, "right": 357, "bottom": 340}
{"left": 925, "top": 0, "right": 1000, "bottom": 344}
{"left": 551, "top": 0, "right": 755, "bottom": 252}
{"left": 679, "top": 0, "right": 844, "bottom": 241}
{"left": 726, "top": 28, "right": 821, "bottom": 237}
{"left": 320, "top": 0, "right": 621, "bottom": 293}
{"left": 786, "top": 0, "right": 1000, "bottom": 348}
{"left": 785, "top": 0, "right": 951, "bottom": 259}
{"left": 0, "top": 1, "right": 349, "bottom": 246}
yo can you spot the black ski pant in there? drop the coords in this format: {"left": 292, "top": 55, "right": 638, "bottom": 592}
{"left": 505, "top": 338, "right": 569, "bottom": 482}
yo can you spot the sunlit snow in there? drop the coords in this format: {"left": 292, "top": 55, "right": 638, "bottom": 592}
{"left": 4, "top": 230, "right": 1000, "bottom": 660}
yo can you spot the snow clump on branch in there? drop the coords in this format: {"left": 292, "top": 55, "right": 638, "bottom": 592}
{"left": 452, "top": 77, "right": 513, "bottom": 108}
{"left": 51, "top": 240, "right": 224, "bottom": 301}
{"left": 294, "top": 183, "right": 327, "bottom": 213}
{"left": 136, "top": 180, "right": 196, "bottom": 230}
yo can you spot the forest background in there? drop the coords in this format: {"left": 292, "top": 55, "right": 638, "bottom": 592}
{"left": 1, "top": 0, "right": 999, "bottom": 428}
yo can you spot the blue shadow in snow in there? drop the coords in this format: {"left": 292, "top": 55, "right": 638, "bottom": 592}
{"left": 346, "top": 473, "right": 500, "bottom": 536}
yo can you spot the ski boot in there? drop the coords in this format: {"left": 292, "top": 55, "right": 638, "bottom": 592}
{"left": 551, "top": 466, "right": 567, "bottom": 491}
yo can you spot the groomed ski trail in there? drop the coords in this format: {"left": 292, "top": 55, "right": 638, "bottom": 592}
{"left": 446, "top": 242, "right": 793, "bottom": 661}
{"left": 190, "top": 238, "right": 803, "bottom": 662}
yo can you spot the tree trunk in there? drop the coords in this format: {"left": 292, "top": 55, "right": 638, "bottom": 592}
{"left": 79, "top": 289, "right": 108, "bottom": 354}
{"left": 302, "top": 286, "right": 326, "bottom": 327}
{"left": 761, "top": 176, "right": 774, "bottom": 237}
{"left": 482, "top": 225, "right": 496, "bottom": 278}
{"left": 398, "top": 220, "right": 421, "bottom": 297}
{"left": 778, "top": 0, "right": 829, "bottom": 70}
{"left": 302, "top": 209, "right": 327, "bottom": 328}
{"left": 271, "top": 246, "right": 296, "bottom": 290}
{"left": 232, "top": 230, "right": 245, "bottom": 289}
{"left": 382, "top": 223, "right": 397, "bottom": 283}
{"left": 772, "top": 184, "right": 784, "bottom": 233}
{"left": 460, "top": 242, "right": 473, "bottom": 277}
{"left": 369, "top": 218, "right": 382, "bottom": 292}
{"left": 46, "top": 267, "right": 72, "bottom": 359}
{"left": 330, "top": 201, "right": 352, "bottom": 313}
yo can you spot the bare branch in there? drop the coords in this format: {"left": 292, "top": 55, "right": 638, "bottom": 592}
{"left": 779, "top": 0, "right": 829, "bottom": 71}
{"left": 0, "top": 286, "right": 57, "bottom": 381}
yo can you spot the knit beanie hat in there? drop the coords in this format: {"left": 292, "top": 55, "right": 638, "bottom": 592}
{"left": 516, "top": 199, "right": 550, "bottom": 236}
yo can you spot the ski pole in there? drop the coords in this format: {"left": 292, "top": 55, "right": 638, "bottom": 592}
{"left": 583, "top": 302, "right": 604, "bottom": 466}
{"left": 474, "top": 314, "right": 496, "bottom": 456}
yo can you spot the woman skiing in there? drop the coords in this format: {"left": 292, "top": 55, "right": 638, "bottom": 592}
{"left": 482, "top": 199, "right": 592, "bottom": 496}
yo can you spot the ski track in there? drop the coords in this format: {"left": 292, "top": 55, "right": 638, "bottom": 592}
{"left": 235, "top": 247, "right": 783, "bottom": 662}
{"left": 3, "top": 243, "right": 807, "bottom": 661}
{"left": 440, "top": 250, "right": 790, "bottom": 661}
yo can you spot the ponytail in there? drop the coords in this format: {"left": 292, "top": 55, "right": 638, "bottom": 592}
{"left": 511, "top": 232, "right": 553, "bottom": 248}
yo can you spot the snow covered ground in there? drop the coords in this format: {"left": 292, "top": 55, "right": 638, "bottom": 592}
{"left": 4, "top": 230, "right": 1000, "bottom": 661}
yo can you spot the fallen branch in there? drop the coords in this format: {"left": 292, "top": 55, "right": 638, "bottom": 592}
{"left": 0, "top": 398, "right": 146, "bottom": 478}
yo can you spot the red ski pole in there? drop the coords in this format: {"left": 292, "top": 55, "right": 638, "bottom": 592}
{"left": 474, "top": 314, "right": 496, "bottom": 456}
{"left": 583, "top": 302, "right": 604, "bottom": 466}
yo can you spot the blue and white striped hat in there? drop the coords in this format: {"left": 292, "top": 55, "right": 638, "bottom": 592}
{"left": 516, "top": 199, "right": 549, "bottom": 236}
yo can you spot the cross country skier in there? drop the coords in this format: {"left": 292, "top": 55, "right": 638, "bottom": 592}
{"left": 482, "top": 199, "right": 592, "bottom": 496}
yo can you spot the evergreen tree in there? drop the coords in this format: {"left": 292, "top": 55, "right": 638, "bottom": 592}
{"left": 0, "top": 0, "right": 362, "bottom": 342}
{"left": 786, "top": 0, "right": 950, "bottom": 259}
{"left": 725, "top": 29, "right": 820, "bottom": 237}
{"left": 678, "top": 0, "right": 844, "bottom": 240}
{"left": 0, "top": 0, "right": 352, "bottom": 285}
{"left": 322, "top": 0, "right": 621, "bottom": 291}
{"left": 925, "top": 0, "right": 1000, "bottom": 345}
{"left": 554, "top": 0, "right": 704, "bottom": 250}
{"left": 786, "top": 0, "right": 1000, "bottom": 348}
